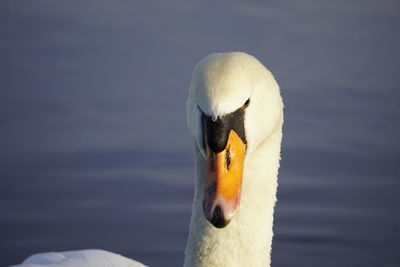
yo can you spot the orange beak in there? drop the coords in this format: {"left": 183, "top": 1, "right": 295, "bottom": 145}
{"left": 203, "top": 129, "right": 246, "bottom": 228}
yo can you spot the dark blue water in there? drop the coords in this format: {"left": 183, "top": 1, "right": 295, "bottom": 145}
{"left": 1, "top": 1, "right": 399, "bottom": 266}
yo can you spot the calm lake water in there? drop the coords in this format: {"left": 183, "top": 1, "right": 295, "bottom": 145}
{"left": 1, "top": 1, "right": 399, "bottom": 266}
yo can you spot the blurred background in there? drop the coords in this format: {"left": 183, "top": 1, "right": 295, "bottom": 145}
{"left": 1, "top": 0, "right": 399, "bottom": 266}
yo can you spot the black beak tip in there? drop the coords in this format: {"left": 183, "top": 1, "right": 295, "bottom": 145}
{"left": 210, "top": 205, "right": 230, "bottom": 228}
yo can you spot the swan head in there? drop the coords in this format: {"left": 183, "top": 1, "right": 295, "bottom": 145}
{"left": 187, "top": 52, "right": 283, "bottom": 228}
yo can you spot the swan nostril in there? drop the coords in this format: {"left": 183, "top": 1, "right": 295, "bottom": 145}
{"left": 225, "top": 147, "right": 231, "bottom": 170}
{"left": 211, "top": 205, "right": 227, "bottom": 228}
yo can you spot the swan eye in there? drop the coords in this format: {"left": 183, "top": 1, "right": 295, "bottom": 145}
{"left": 243, "top": 98, "right": 250, "bottom": 108}
{"left": 197, "top": 105, "right": 206, "bottom": 149}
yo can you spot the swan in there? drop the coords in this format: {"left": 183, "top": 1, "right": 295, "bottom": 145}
{"left": 11, "top": 51, "right": 283, "bottom": 267}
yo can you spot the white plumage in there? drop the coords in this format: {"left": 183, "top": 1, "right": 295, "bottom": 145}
{"left": 11, "top": 52, "right": 283, "bottom": 267}
{"left": 10, "top": 250, "right": 147, "bottom": 267}
{"left": 185, "top": 52, "right": 283, "bottom": 267}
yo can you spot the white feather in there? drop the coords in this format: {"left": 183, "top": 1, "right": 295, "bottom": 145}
{"left": 10, "top": 249, "right": 147, "bottom": 267}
